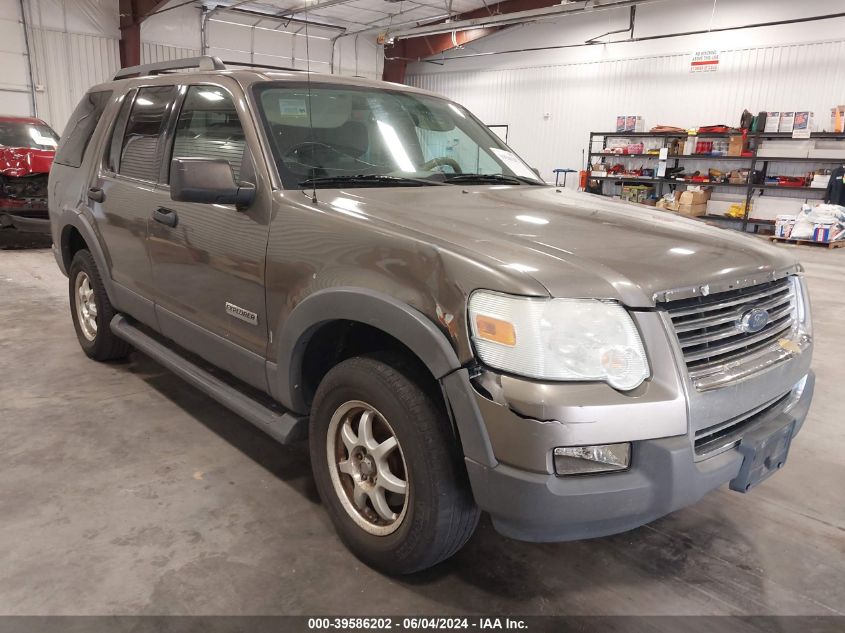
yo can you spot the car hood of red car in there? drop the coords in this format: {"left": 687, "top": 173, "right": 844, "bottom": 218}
{"left": 0, "top": 146, "right": 54, "bottom": 178}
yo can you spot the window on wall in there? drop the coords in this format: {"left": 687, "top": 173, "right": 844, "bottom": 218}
{"left": 117, "top": 86, "right": 176, "bottom": 182}
{"left": 171, "top": 86, "right": 246, "bottom": 181}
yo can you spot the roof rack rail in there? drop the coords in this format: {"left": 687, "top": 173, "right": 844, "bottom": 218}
{"left": 113, "top": 56, "right": 226, "bottom": 80}
{"left": 220, "top": 60, "right": 305, "bottom": 73}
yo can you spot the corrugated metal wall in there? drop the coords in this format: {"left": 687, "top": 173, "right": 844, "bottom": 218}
{"left": 0, "top": 2, "right": 33, "bottom": 117}
{"left": 408, "top": 40, "right": 845, "bottom": 184}
{"left": 28, "top": 26, "right": 119, "bottom": 133}
{"left": 142, "top": 42, "right": 200, "bottom": 65}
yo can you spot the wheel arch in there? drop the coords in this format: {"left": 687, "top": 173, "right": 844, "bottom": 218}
{"left": 274, "top": 287, "right": 498, "bottom": 469}
{"left": 58, "top": 214, "right": 115, "bottom": 302}
{"left": 277, "top": 287, "right": 462, "bottom": 414}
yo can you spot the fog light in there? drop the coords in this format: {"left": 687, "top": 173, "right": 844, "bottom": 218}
{"left": 554, "top": 443, "right": 631, "bottom": 475}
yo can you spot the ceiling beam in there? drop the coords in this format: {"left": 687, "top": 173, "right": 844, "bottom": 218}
{"left": 386, "top": 0, "right": 657, "bottom": 39}
{"left": 118, "top": 0, "right": 173, "bottom": 67}
{"left": 382, "top": 0, "right": 566, "bottom": 83}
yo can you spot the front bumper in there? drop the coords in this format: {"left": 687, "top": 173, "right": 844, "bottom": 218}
{"left": 462, "top": 370, "right": 814, "bottom": 542}
{"left": 0, "top": 210, "right": 51, "bottom": 234}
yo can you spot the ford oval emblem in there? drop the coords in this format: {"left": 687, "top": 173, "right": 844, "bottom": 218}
{"left": 738, "top": 307, "right": 770, "bottom": 334}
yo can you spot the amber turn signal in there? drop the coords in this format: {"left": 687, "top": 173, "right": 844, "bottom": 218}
{"left": 474, "top": 314, "right": 516, "bottom": 346}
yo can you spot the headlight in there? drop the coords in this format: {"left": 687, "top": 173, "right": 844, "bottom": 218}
{"left": 468, "top": 291, "right": 650, "bottom": 391}
{"left": 790, "top": 275, "right": 812, "bottom": 336}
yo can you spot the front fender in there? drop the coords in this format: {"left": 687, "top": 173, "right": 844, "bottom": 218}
{"left": 276, "top": 287, "right": 461, "bottom": 412}
{"left": 273, "top": 286, "right": 497, "bottom": 468}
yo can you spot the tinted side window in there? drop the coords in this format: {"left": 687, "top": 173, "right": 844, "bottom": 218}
{"left": 118, "top": 86, "right": 176, "bottom": 182}
{"left": 171, "top": 86, "right": 246, "bottom": 180}
{"left": 54, "top": 90, "right": 113, "bottom": 168}
{"left": 105, "top": 90, "right": 134, "bottom": 173}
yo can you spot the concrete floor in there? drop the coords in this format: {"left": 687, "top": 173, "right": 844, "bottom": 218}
{"left": 1, "top": 236, "right": 843, "bottom": 616}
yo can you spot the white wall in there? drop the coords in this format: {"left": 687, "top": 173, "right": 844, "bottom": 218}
{"left": 10, "top": 0, "right": 120, "bottom": 132}
{"left": 334, "top": 33, "right": 384, "bottom": 80}
{"left": 406, "top": 0, "right": 845, "bottom": 183}
{"left": 140, "top": 3, "right": 201, "bottom": 63}
{"left": 2, "top": 0, "right": 383, "bottom": 128}
{"left": 141, "top": 3, "right": 383, "bottom": 79}
{"left": 0, "top": 1, "right": 33, "bottom": 117}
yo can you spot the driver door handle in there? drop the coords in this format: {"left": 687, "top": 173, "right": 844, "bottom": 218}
{"left": 153, "top": 207, "right": 178, "bottom": 228}
{"left": 87, "top": 187, "right": 105, "bottom": 203}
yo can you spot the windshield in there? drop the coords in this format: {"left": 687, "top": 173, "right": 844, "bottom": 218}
{"left": 253, "top": 83, "right": 543, "bottom": 188}
{"left": 0, "top": 122, "right": 59, "bottom": 151}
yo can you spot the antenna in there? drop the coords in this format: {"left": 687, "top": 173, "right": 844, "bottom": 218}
{"left": 304, "top": 3, "right": 318, "bottom": 204}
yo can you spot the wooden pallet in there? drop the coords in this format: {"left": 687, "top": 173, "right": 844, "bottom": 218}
{"left": 769, "top": 236, "right": 845, "bottom": 249}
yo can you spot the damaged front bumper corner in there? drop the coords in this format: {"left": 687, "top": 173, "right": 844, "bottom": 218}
{"left": 453, "top": 366, "right": 814, "bottom": 543}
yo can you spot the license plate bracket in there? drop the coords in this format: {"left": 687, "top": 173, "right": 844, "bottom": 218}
{"left": 729, "top": 418, "right": 796, "bottom": 493}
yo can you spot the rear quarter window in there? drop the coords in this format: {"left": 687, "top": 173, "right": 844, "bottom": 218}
{"left": 54, "top": 90, "right": 113, "bottom": 168}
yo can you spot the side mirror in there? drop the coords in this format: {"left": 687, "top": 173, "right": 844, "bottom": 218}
{"left": 170, "top": 158, "right": 256, "bottom": 209}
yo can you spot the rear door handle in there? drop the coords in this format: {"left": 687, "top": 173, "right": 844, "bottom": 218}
{"left": 87, "top": 187, "right": 105, "bottom": 203}
{"left": 153, "top": 207, "right": 178, "bottom": 228}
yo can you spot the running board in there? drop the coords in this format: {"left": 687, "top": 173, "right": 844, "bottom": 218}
{"left": 110, "top": 314, "right": 307, "bottom": 444}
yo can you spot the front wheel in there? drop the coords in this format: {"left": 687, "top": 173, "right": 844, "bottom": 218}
{"left": 310, "top": 354, "right": 479, "bottom": 574}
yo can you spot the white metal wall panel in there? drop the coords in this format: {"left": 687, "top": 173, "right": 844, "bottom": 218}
{"left": 334, "top": 35, "right": 383, "bottom": 80}
{"left": 142, "top": 42, "right": 200, "bottom": 65}
{"left": 28, "top": 27, "right": 119, "bottom": 132}
{"left": 204, "top": 11, "right": 382, "bottom": 79}
{"left": 408, "top": 40, "right": 845, "bottom": 185}
{"left": 0, "top": 1, "right": 32, "bottom": 117}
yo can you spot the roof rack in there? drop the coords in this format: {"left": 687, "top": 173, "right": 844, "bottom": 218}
{"left": 220, "top": 60, "right": 305, "bottom": 73}
{"left": 113, "top": 56, "right": 226, "bottom": 80}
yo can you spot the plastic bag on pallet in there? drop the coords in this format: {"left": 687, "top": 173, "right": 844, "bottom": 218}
{"left": 791, "top": 203, "right": 845, "bottom": 241}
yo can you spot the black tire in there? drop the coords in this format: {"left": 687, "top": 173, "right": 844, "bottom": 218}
{"left": 68, "top": 249, "right": 131, "bottom": 361}
{"left": 310, "top": 354, "right": 480, "bottom": 574}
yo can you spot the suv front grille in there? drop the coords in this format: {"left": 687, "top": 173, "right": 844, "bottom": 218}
{"left": 694, "top": 392, "right": 790, "bottom": 457}
{"left": 662, "top": 277, "right": 796, "bottom": 385}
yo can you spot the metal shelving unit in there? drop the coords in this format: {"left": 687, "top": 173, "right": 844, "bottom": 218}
{"left": 587, "top": 131, "right": 845, "bottom": 231}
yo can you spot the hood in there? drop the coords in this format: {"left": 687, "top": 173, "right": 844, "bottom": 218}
{"left": 321, "top": 185, "right": 799, "bottom": 307}
{"left": 0, "top": 146, "right": 54, "bottom": 178}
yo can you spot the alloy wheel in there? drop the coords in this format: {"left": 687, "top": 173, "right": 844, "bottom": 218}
{"left": 326, "top": 400, "right": 409, "bottom": 536}
{"left": 74, "top": 271, "right": 98, "bottom": 342}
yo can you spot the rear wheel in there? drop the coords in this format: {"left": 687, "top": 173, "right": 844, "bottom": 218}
{"left": 68, "top": 249, "right": 131, "bottom": 361}
{"left": 310, "top": 354, "right": 480, "bottom": 574}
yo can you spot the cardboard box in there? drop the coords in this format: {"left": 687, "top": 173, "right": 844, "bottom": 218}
{"left": 616, "top": 116, "right": 627, "bottom": 133}
{"left": 728, "top": 135, "right": 745, "bottom": 156}
{"left": 676, "top": 203, "right": 708, "bottom": 217}
{"left": 813, "top": 221, "right": 835, "bottom": 242}
{"left": 621, "top": 184, "right": 654, "bottom": 204}
{"left": 626, "top": 116, "right": 645, "bottom": 133}
{"left": 617, "top": 115, "right": 644, "bottom": 133}
{"left": 792, "top": 111, "right": 814, "bottom": 138}
{"left": 830, "top": 106, "right": 845, "bottom": 133}
{"left": 764, "top": 112, "right": 781, "bottom": 133}
{"left": 775, "top": 214, "right": 797, "bottom": 238}
{"left": 676, "top": 188, "right": 712, "bottom": 205}
{"left": 728, "top": 169, "right": 749, "bottom": 184}
{"left": 779, "top": 112, "right": 795, "bottom": 133}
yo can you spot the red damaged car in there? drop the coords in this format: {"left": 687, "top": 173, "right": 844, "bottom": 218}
{"left": 0, "top": 115, "right": 59, "bottom": 234}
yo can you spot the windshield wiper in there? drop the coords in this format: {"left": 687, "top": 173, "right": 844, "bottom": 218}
{"left": 443, "top": 173, "right": 542, "bottom": 185}
{"left": 299, "top": 174, "right": 446, "bottom": 188}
